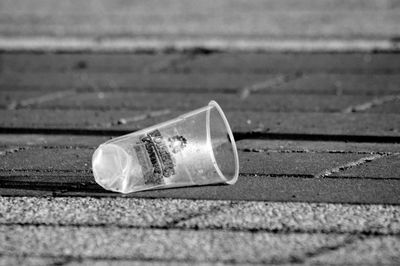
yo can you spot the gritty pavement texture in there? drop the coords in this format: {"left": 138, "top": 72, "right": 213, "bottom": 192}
{"left": 0, "top": 225, "right": 350, "bottom": 263}
{"left": 0, "top": 197, "right": 399, "bottom": 235}
{"left": 0, "top": 197, "right": 226, "bottom": 228}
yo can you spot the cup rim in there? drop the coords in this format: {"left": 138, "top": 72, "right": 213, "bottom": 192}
{"left": 207, "top": 100, "right": 239, "bottom": 185}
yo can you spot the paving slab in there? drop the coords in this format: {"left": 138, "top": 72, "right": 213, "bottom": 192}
{"left": 0, "top": 134, "right": 398, "bottom": 152}
{"left": 1, "top": 175, "right": 399, "bottom": 204}
{"left": 3, "top": 53, "right": 400, "bottom": 74}
{"left": 240, "top": 152, "right": 368, "bottom": 176}
{"left": 230, "top": 112, "right": 400, "bottom": 137}
{"left": 0, "top": 134, "right": 108, "bottom": 148}
{"left": 0, "top": 225, "right": 348, "bottom": 264}
{"left": 0, "top": 143, "right": 398, "bottom": 203}
{"left": 361, "top": 100, "right": 400, "bottom": 114}
{"left": 237, "top": 139, "right": 400, "bottom": 154}
{"left": 0, "top": 138, "right": 399, "bottom": 203}
{"left": 2, "top": 135, "right": 400, "bottom": 154}
{"left": 0, "top": 72, "right": 211, "bottom": 89}
{"left": 331, "top": 154, "right": 400, "bottom": 179}
{"left": 1, "top": 110, "right": 400, "bottom": 138}
{"left": 0, "top": 109, "right": 174, "bottom": 131}
{"left": 0, "top": 146, "right": 370, "bottom": 177}
{"left": 175, "top": 54, "right": 400, "bottom": 74}
{"left": 0, "top": 147, "right": 93, "bottom": 172}
{"left": 0, "top": 73, "right": 277, "bottom": 92}
{"left": 0, "top": 91, "right": 47, "bottom": 109}
{"left": 2, "top": 55, "right": 400, "bottom": 90}
{"left": 1, "top": 197, "right": 399, "bottom": 235}
{"left": 32, "top": 92, "right": 376, "bottom": 113}
{"left": 2, "top": 73, "right": 400, "bottom": 97}
{"left": 0, "top": 53, "right": 181, "bottom": 73}
{"left": 275, "top": 74, "right": 400, "bottom": 96}
{"left": 124, "top": 176, "right": 400, "bottom": 204}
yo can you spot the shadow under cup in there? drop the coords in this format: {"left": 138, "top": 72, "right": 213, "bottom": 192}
{"left": 92, "top": 101, "right": 239, "bottom": 193}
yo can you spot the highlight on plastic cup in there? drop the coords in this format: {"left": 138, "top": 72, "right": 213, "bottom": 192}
{"left": 92, "top": 101, "right": 239, "bottom": 193}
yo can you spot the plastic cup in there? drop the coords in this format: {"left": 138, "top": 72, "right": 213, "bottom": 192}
{"left": 92, "top": 101, "right": 239, "bottom": 193}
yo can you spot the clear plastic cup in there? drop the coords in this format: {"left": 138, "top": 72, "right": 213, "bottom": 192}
{"left": 92, "top": 101, "right": 239, "bottom": 193}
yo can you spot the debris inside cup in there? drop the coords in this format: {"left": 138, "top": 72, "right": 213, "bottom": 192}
{"left": 92, "top": 101, "right": 239, "bottom": 193}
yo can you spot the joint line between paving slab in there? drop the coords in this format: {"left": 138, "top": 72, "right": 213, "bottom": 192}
{"left": 100, "top": 109, "right": 171, "bottom": 128}
{"left": 342, "top": 95, "right": 400, "bottom": 113}
{"left": 6, "top": 91, "right": 77, "bottom": 110}
{"left": 314, "top": 153, "right": 395, "bottom": 178}
{"left": 239, "top": 73, "right": 303, "bottom": 100}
